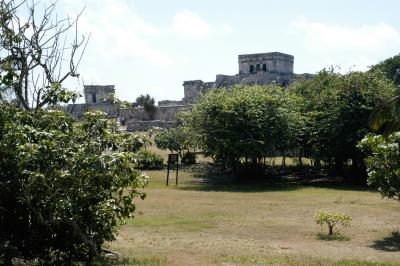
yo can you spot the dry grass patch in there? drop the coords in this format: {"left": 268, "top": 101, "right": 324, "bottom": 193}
{"left": 109, "top": 167, "right": 400, "bottom": 265}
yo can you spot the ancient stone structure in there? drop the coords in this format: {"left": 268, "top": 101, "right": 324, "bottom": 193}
{"left": 238, "top": 52, "right": 293, "bottom": 74}
{"left": 67, "top": 52, "right": 312, "bottom": 132}
{"left": 182, "top": 80, "right": 214, "bottom": 104}
{"left": 123, "top": 51, "right": 312, "bottom": 131}
{"left": 84, "top": 85, "right": 115, "bottom": 104}
{"left": 66, "top": 85, "right": 119, "bottom": 117}
{"left": 180, "top": 52, "right": 312, "bottom": 103}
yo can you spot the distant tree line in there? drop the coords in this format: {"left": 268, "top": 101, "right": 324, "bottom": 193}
{"left": 177, "top": 64, "right": 398, "bottom": 182}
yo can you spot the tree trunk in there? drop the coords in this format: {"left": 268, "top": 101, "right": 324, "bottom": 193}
{"left": 298, "top": 150, "right": 303, "bottom": 166}
{"left": 328, "top": 224, "right": 333, "bottom": 235}
{"left": 281, "top": 151, "right": 286, "bottom": 167}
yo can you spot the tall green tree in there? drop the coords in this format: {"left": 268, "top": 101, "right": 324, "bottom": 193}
{"left": 136, "top": 94, "right": 157, "bottom": 120}
{"left": 154, "top": 127, "right": 189, "bottom": 158}
{"left": 184, "top": 85, "right": 301, "bottom": 178}
{"left": 290, "top": 70, "right": 395, "bottom": 176}
{"left": 368, "top": 55, "right": 400, "bottom": 135}
{"left": 370, "top": 54, "right": 400, "bottom": 87}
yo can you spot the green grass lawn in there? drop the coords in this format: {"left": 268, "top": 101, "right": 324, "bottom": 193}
{"left": 104, "top": 164, "right": 400, "bottom": 266}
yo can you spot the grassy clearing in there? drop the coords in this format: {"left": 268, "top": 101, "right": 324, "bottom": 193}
{"left": 106, "top": 164, "right": 400, "bottom": 266}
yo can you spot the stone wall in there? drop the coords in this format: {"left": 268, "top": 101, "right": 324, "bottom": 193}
{"left": 181, "top": 72, "right": 306, "bottom": 103}
{"left": 158, "top": 100, "right": 185, "bottom": 106}
{"left": 66, "top": 103, "right": 119, "bottom": 117}
{"left": 214, "top": 72, "right": 294, "bottom": 88}
{"left": 180, "top": 52, "right": 307, "bottom": 103}
{"left": 157, "top": 105, "right": 190, "bottom": 120}
{"left": 119, "top": 105, "right": 190, "bottom": 125}
{"left": 183, "top": 80, "right": 214, "bottom": 104}
{"left": 84, "top": 85, "right": 115, "bottom": 104}
{"left": 126, "top": 120, "right": 178, "bottom": 132}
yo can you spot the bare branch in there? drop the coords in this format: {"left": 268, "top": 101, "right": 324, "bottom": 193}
{"left": 0, "top": 0, "right": 87, "bottom": 109}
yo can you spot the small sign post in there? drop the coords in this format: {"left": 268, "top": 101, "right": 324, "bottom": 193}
{"left": 166, "top": 154, "right": 179, "bottom": 186}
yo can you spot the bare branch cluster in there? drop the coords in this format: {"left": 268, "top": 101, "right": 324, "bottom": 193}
{"left": 0, "top": 0, "right": 88, "bottom": 109}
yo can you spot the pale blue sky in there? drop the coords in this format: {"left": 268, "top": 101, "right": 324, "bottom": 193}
{"left": 59, "top": 0, "right": 400, "bottom": 103}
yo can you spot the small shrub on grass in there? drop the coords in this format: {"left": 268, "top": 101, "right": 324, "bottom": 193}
{"left": 181, "top": 151, "right": 196, "bottom": 165}
{"left": 314, "top": 210, "right": 351, "bottom": 237}
{"left": 135, "top": 150, "right": 164, "bottom": 170}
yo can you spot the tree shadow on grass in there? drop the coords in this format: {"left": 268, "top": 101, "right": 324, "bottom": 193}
{"left": 178, "top": 163, "right": 372, "bottom": 193}
{"left": 316, "top": 232, "right": 350, "bottom": 241}
{"left": 371, "top": 232, "right": 400, "bottom": 252}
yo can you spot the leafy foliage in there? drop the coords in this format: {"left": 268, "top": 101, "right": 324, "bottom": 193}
{"left": 367, "top": 54, "right": 400, "bottom": 135}
{"left": 136, "top": 94, "right": 157, "bottom": 120}
{"left": 102, "top": 93, "right": 120, "bottom": 104}
{"left": 135, "top": 149, "right": 164, "bottom": 170}
{"left": 180, "top": 69, "right": 394, "bottom": 180}
{"left": 183, "top": 85, "right": 302, "bottom": 177}
{"left": 154, "top": 127, "right": 190, "bottom": 158}
{"left": 314, "top": 210, "right": 351, "bottom": 235}
{"left": 359, "top": 133, "right": 400, "bottom": 201}
{"left": 0, "top": 104, "right": 148, "bottom": 264}
{"left": 370, "top": 54, "right": 400, "bottom": 87}
{"left": 290, "top": 70, "right": 395, "bottom": 176}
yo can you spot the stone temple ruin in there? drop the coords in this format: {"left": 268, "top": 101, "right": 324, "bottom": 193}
{"left": 68, "top": 52, "right": 312, "bottom": 131}
{"left": 67, "top": 85, "right": 119, "bottom": 117}
{"left": 179, "top": 52, "right": 312, "bottom": 105}
{"left": 121, "top": 52, "right": 312, "bottom": 131}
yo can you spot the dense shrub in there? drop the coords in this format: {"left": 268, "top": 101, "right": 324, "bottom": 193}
{"left": 135, "top": 149, "right": 164, "bottom": 169}
{"left": 359, "top": 133, "right": 400, "bottom": 201}
{"left": 0, "top": 106, "right": 148, "bottom": 264}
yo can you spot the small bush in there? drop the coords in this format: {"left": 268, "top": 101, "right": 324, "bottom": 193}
{"left": 135, "top": 150, "right": 164, "bottom": 170}
{"left": 181, "top": 152, "right": 196, "bottom": 165}
{"left": 314, "top": 210, "right": 351, "bottom": 236}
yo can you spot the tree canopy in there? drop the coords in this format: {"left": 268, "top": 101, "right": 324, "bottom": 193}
{"left": 183, "top": 85, "right": 302, "bottom": 177}
{"left": 290, "top": 70, "right": 395, "bottom": 175}
{"left": 181, "top": 69, "right": 395, "bottom": 181}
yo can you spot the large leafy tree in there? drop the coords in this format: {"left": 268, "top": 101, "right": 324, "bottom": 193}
{"left": 0, "top": 106, "right": 148, "bottom": 264}
{"left": 184, "top": 85, "right": 301, "bottom": 177}
{"left": 154, "top": 127, "right": 189, "bottom": 158}
{"left": 368, "top": 54, "right": 400, "bottom": 135}
{"left": 370, "top": 54, "right": 400, "bottom": 87}
{"left": 357, "top": 55, "right": 400, "bottom": 204}
{"left": 290, "top": 70, "right": 395, "bottom": 175}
